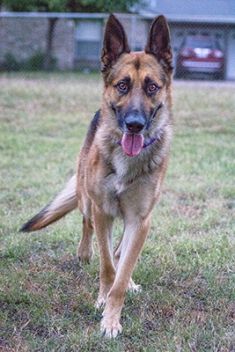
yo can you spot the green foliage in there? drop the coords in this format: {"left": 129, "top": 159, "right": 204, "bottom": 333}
{"left": 3, "top": 0, "right": 142, "bottom": 12}
{"left": 2, "top": 0, "right": 67, "bottom": 12}
{"left": 25, "top": 51, "right": 57, "bottom": 70}
{"left": 2, "top": 53, "right": 20, "bottom": 71}
{"left": 1, "top": 51, "right": 57, "bottom": 71}
{"left": 67, "top": 0, "right": 142, "bottom": 13}
{"left": 25, "top": 51, "right": 46, "bottom": 70}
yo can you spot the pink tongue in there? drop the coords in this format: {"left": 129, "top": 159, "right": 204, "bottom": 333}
{"left": 121, "top": 133, "right": 144, "bottom": 157}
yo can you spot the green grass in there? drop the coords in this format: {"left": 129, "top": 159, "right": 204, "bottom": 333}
{"left": 0, "top": 73, "right": 234, "bottom": 351}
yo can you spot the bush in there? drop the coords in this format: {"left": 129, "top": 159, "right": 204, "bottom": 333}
{"left": 2, "top": 53, "right": 21, "bottom": 71}
{"left": 24, "top": 51, "right": 45, "bottom": 71}
{"left": 1, "top": 52, "right": 57, "bottom": 71}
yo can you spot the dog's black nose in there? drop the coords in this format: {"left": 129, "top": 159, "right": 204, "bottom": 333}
{"left": 125, "top": 114, "right": 145, "bottom": 133}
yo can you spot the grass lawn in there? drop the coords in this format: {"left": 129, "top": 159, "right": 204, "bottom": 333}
{"left": 0, "top": 73, "right": 234, "bottom": 351}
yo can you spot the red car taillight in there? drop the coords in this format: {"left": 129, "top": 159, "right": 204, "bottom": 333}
{"left": 212, "top": 50, "right": 224, "bottom": 59}
{"left": 181, "top": 48, "right": 194, "bottom": 57}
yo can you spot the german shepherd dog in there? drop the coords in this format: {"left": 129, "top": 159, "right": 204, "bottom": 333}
{"left": 21, "top": 14, "right": 173, "bottom": 337}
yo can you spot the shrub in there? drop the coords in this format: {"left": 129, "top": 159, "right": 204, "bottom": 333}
{"left": 2, "top": 53, "right": 20, "bottom": 71}
{"left": 1, "top": 52, "right": 57, "bottom": 71}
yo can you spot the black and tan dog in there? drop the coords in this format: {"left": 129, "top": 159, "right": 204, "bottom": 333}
{"left": 21, "top": 14, "right": 173, "bottom": 337}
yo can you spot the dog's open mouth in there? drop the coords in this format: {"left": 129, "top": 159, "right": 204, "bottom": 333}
{"left": 121, "top": 133, "right": 144, "bottom": 157}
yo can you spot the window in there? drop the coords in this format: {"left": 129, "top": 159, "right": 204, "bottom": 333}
{"left": 75, "top": 21, "right": 102, "bottom": 60}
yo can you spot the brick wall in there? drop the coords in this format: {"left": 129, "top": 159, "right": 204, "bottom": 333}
{"left": 0, "top": 17, "right": 75, "bottom": 69}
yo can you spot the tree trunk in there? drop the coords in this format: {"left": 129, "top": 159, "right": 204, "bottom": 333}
{"left": 44, "top": 17, "right": 57, "bottom": 70}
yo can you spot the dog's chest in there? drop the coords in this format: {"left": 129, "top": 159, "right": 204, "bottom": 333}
{"left": 101, "top": 152, "right": 146, "bottom": 217}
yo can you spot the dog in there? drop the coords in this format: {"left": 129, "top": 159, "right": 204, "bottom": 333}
{"left": 21, "top": 14, "right": 173, "bottom": 338}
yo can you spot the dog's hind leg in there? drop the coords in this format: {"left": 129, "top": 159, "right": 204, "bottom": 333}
{"left": 77, "top": 216, "right": 94, "bottom": 263}
{"left": 93, "top": 205, "right": 116, "bottom": 309}
{"left": 113, "top": 237, "right": 122, "bottom": 267}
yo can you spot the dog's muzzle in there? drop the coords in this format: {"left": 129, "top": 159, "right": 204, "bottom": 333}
{"left": 124, "top": 111, "right": 146, "bottom": 134}
{"left": 115, "top": 104, "right": 164, "bottom": 157}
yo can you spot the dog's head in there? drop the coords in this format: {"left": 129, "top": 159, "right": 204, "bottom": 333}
{"left": 101, "top": 14, "right": 173, "bottom": 157}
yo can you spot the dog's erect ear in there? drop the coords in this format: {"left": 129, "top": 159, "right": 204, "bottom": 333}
{"left": 101, "top": 14, "right": 130, "bottom": 74}
{"left": 145, "top": 15, "right": 173, "bottom": 72}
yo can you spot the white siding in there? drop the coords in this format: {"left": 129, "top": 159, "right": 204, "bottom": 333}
{"left": 226, "top": 29, "right": 235, "bottom": 79}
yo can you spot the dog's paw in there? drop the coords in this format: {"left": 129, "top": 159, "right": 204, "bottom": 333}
{"left": 128, "top": 278, "right": 142, "bottom": 293}
{"left": 101, "top": 315, "right": 122, "bottom": 338}
{"left": 77, "top": 248, "right": 93, "bottom": 263}
{"left": 95, "top": 296, "right": 106, "bottom": 309}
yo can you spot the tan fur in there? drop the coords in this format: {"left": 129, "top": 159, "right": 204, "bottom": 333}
{"left": 21, "top": 14, "right": 173, "bottom": 338}
{"left": 20, "top": 175, "right": 77, "bottom": 232}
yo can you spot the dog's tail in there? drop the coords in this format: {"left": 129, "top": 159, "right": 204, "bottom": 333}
{"left": 20, "top": 174, "right": 77, "bottom": 232}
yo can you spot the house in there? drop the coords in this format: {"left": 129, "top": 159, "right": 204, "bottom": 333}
{"left": 0, "top": 0, "right": 234, "bottom": 79}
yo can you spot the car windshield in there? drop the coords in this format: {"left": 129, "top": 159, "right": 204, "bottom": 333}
{"left": 185, "top": 36, "right": 214, "bottom": 49}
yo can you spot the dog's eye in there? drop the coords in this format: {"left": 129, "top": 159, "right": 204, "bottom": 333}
{"left": 147, "top": 83, "right": 159, "bottom": 95}
{"left": 117, "top": 81, "right": 129, "bottom": 94}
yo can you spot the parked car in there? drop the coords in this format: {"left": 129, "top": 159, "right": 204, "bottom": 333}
{"left": 175, "top": 35, "right": 224, "bottom": 79}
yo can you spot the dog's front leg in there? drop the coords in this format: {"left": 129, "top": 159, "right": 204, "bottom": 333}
{"left": 92, "top": 204, "right": 116, "bottom": 309}
{"left": 114, "top": 237, "right": 141, "bottom": 293}
{"left": 101, "top": 215, "right": 151, "bottom": 338}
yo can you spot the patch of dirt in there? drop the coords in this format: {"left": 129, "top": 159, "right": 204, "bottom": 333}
{"left": 228, "top": 303, "right": 235, "bottom": 321}
{"left": 174, "top": 204, "right": 203, "bottom": 219}
{"left": 189, "top": 308, "right": 207, "bottom": 325}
